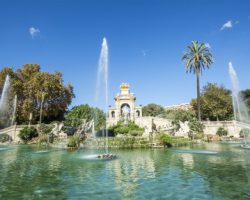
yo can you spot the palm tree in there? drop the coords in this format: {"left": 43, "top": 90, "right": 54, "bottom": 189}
{"left": 182, "top": 41, "right": 213, "bottom": 121}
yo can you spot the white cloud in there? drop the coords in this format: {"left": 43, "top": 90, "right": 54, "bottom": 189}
{"left": 220, "top": 20, "right": 233, "bottom": 30}
{"left": 29, "top": 27, "right": 40, "bottom": 38}
{"left": 205, "top": 43, "right": 211, "bottom": 49}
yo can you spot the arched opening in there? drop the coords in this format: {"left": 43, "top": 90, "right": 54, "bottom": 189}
{"left": 120, "top": 104, "right": 131, "bottom": 119}
{"left": 111, "top": 111, "right": 115, "bottom": 118}
{"left": 136, "top": 110, "right": 140, "bottom": 117}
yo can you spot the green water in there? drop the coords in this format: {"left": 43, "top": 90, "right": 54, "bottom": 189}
{"left": 0, "top": 143, "right": 250, "bottom": 200}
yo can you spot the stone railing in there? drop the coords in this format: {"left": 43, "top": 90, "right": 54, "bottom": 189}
{"left": 0, "top": 125, "right": 38, "bottom": 143}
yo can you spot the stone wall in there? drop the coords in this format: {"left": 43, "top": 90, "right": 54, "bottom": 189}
{"left": 202, "top": 120, "right": 250, "bottom": 137}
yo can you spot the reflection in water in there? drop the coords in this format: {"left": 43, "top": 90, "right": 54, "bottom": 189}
{"left": 179, "top": 153, "right": 194, "bottom": 169}
{"left": 107, "top": 150, "right": 156, "bottom": 199}
{"left": 0, "top": 144, "right": 250, "bottom": 199}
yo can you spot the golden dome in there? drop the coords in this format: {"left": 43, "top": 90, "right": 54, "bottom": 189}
{"left": 120, "top": 83, "right": 129, "bottom": 90}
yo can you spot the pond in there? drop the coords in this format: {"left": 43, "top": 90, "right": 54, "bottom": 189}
{"left": 0, "top": 143, "right": 250, "bottom": 199}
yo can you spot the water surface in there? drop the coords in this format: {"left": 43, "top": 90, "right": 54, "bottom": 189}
{"left": 0, "top": 143, "right": 250, "bottom": 199}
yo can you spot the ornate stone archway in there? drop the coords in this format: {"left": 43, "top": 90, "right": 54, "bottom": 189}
{"left": 108, "top": 83, "right": 142, "bottom": 125}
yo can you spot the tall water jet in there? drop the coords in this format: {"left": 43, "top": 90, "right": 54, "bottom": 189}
{"left": 228, "top": 62, "right": 249, "bottom": 122}
{"left": 0, "top": 75, "right": 10, "bottom": 112}
{"left": 11, "top": 95, "right": 17, "bottom": 126}
{"left": 96, "top": 37, "right": 109, "bottom": 153}
{"left": 229, "top": 62, "right": 250, "bottom": 147}
{"left": 0, "top": 75, "right": 11, "bottom": 128}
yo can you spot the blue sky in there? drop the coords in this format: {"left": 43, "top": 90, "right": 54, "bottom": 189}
{"left": 0, "top": 0, "right": 250, "bottom": 109}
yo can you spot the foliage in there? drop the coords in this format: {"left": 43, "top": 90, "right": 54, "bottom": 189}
{"left": 156, "top": 132, "right": 172, "bottom": 147}
{"left": 0, "top": 133, "right": 10, "bottom": 143}
{"left": 19, "top": 126, "right": 38, "bottom": 143}
{"left": 194, "top": 132, "right": 205, "bottom": 140}
{"left": 67, "top": 134, "right": 81, "bottom": 148}
{"left": 182, "top": 41, "right": 214, "bottom": 121}
{"left": 170, "top": 137, "right": 192, "bottom": 146}
{"left": 142, "top": 103, "right": 165, "bottom": 117}
{"left": 109, "top": 121, "right": 144, "bottom": 136}
{"left": 163, "top": 109, "right": 195, "bottom": 130}
{"left": 216, "top": 127, "right": 228, "bottom": 137}
{"left": 188, "top": 117, "right": 204, "bottom": 134}
{"left": 0, "top": 64, "right": 74, "bottom": 125}
{"left": 64, "top": 104, "right": 105, "bottom": 131}
{"left": 191, "top": 83, "right": 233, "bottom": 121}
{"left": 241, "top": 89, "right": 250, "bottom": 114}
{"left": 38, "top": 134, "right": 48, "bottom": 144}
{"left": 239, "top": 128, "right": 250, "bottom": 138}
{"left": 37, "top": 123, "right": 52, "bottom": 134}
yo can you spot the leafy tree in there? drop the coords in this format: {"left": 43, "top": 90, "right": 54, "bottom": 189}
{"left": 0, "top": 64, "right": 75, "bottom": 125}
{"left": 64, "top": 104, "right": 106, "bottom": 131}
{"left": 241, "top": 89, "right": 250, "bottom": 114}
{"left": 142, "top": 103, "right": 165, "bottom": 117}
{"left": 182, "top": 41, "right": 214, "bottom": 121}
{"left": 163, "top": 109, "right": 195, "bottom": 129}
{"left": 191, "top": 83, "right": 233, "bottom": 121}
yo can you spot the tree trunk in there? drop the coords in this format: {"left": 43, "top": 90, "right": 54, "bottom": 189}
{"left": 197, "top": 68, "right": 201, "bottom": 121}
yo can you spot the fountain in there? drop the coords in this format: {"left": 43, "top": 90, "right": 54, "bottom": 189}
{"left": 229, "top": 62, "right": 250, "bottom": 149}
{"left": 11, "top": 95, "right": 17, "bottom": 126}
{"left": 0, "top": 75, "right": 10, "bottom": 113}
{"left": 0, "top": 75, "right": 11, "bottom": 128}
{"left": 91, "top": 37, "right": 115, "bottom": 159}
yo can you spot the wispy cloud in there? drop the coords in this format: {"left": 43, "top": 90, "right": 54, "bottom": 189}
{"left": 29, "top": 27, "right": 40, "bottom": 38}
{"left": 205, "top": 43, "right": 211, "bottom": 49}
{"left": 220, "top": 20, "right": 233, "bottom": 30}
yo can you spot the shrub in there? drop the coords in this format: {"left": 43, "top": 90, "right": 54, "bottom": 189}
{"left": 109, "top": 121, "right": 144, "bottom": 136}
{"left": 188, "top": 118, "right": 204, "bottom": 133}
{"left": 194, "top": 132, "right": 204, "bottom": 140}
{"left": 0, "top": 133, "right": 10, "bottom": 143}
{"left": 38, "top": 123, "right": 52, "bottom": 135}
{"left": 216, "top": 127, "right": 228, "bottom": 137}
{"left": 129, "top": 130, "right": 143, "bottom": 136}
{"left": 239, "top": 128, "right": 250, "bottom": 138}
{"left": 19, "top": 126, "right": 38, "bottom": 143}
{"left": 157, "top": 132, "right": 172, "bottom": 147}
{"left": 67, "top": 134, "right": 81, "bottom": 148}
{"left": 38, "top": 134, "right": 48, "bottom": 144}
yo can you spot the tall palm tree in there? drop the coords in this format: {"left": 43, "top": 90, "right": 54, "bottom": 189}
{"left": 182, "top": 41, "right": 213, "bottom": 121}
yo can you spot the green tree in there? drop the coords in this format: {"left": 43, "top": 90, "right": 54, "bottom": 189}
{"left": 0, "top": 64, "right": 75, "bottom": 124}
{"left": 191, "top": 83, "right": 233, "bottom": 121}
{"left": 241, "top": 89, "right": 250, "bottom": 114}
{"left": 64, "top": 104, "right": 106, "bottom": 131}
{"left": 182, "top": 41, "right": 214, "bottom": 121}
{"left": 163, "top": 109, "right": 195, "bottom": 128}
{"left": 142, "top": 103, "right": 165, "bottom": 117}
